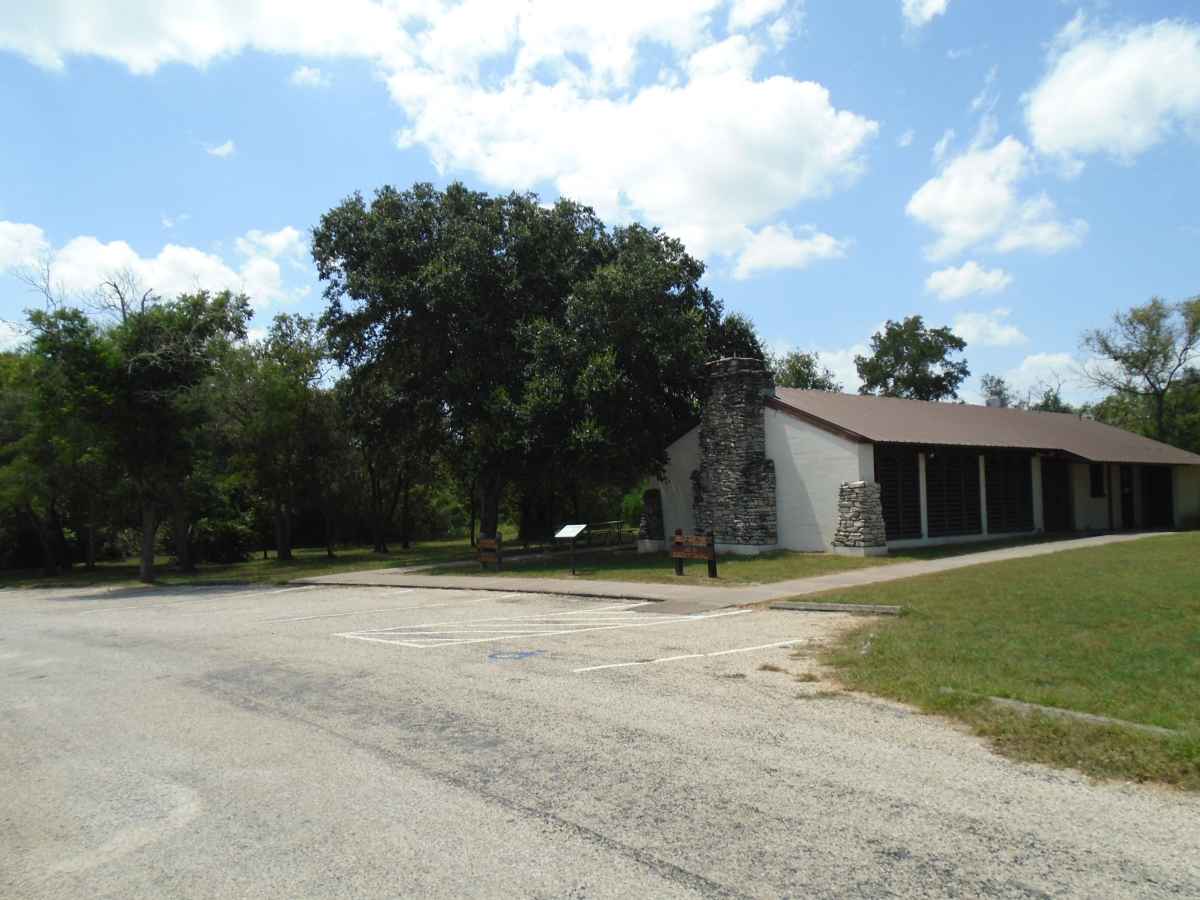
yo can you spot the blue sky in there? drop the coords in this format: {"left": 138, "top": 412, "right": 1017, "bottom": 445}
{"left": 2, "top": 1, "right": 1199, "bottom": 402}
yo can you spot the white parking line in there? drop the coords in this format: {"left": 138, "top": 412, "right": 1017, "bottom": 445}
{"left": 573, "top": 638, "right": 808, "bottom": 673}
{"left": 337, "top": 606, "right": 747, "bottom": 649}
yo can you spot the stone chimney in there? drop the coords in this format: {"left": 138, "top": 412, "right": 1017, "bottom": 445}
{"left": 691, "top": 357, "right": 778, "bottom": 551}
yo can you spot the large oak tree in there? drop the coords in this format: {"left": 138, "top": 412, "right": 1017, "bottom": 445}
{"left": 313, "top": 182, "right": 756, "bottom": 539}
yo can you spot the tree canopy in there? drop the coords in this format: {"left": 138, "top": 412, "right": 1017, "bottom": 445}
{"left": 855, "top": 315, "right": 969, "bottom": 401}
{"left": 770, "top": 350, "right": 842, "bottom": 391}
{"left": 312, "top": 181, "right": 758, "bottom": 536}
{"left": 1082, "top": 296, "right": 1200, "bottom": 441}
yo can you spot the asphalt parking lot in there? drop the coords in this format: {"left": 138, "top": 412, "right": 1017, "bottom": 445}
{"left": 2, "top": 583, "right": 1198, "bottom": 898}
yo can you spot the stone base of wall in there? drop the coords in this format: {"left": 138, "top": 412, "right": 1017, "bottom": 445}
{"left": 831, "top": 545, "right": 889, "bottom": 557}
{"left": 637, "top": 539, "right": 666, "bottom": 554}
{"left": 832, "top": 480, "right": 888, "bottom": 552}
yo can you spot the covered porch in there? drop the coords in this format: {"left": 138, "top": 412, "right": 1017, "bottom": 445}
{"left": 872, "top": 442, "right": 1186, "bottom": 549}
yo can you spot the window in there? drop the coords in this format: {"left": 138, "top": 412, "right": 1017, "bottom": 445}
{"left": 924, "top": 449, "right": 982, "bottom": 538}
{"left": 874, "top": 444, "right": 921, "bottom": 540}
{"left": 985, "top": 451, "right": 1034, "bottom": 533}
{"left": 1089, "top": 463, "right": 1106, "bottom": 499}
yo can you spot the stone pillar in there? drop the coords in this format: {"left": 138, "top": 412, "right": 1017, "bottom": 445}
{"left": 691, "top": 357, "right": 778, "bottom": 553}
{"left": 637, "top": 488, "right": 666, "bottom": 553}
{"left": 831, "top": 481, "right": 888, "bottom": 556}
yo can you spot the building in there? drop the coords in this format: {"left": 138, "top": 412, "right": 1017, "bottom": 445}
{"left": 650, "top": 358, "right": 1200, "bottom": 555}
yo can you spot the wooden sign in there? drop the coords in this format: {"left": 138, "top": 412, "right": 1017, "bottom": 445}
{"left": 671, "top": 529, "right": 717, "bottom": 578}
{"left": 478, "top": 535, "right": 502, "bottom": 570}
{"left": 671, "top": 546, "right": 714, "bottom": 560}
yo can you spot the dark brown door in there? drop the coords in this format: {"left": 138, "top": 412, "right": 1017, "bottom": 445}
{"left": 1141, "top": 466, "right": 1174, "bottom": 529}
{"left": 1041, "top": 460, "right": 1072, "bottom": 532}
{"left": 1120, "top": 465, "right": 1135, "bottom": 529}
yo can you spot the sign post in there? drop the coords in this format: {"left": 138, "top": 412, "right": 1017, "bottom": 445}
{"left": 478, "top": 534, "right": 502, "bottom": 571}
{"left": 670, "top": 529, "right": 718, "bottom": 578}
{"left": 554, "top": 524, "right": 588, "bottom": 575}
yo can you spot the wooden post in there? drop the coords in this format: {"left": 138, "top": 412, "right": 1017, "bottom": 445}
{"left": 707, "top": 530, "right": 718, "bottom": 579}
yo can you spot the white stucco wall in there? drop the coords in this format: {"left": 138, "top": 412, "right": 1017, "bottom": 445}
{"left": 1071, "top": 462, "right": 1114, "bottom": 531}
{"left": 653, "top": 426, "right": 699, "bottom": 539}
{"left": 765, "top": 408, "right": 868, "bottom": 551}
{"left": 1174, "top": 466, "right": 1200, "bottom": 529}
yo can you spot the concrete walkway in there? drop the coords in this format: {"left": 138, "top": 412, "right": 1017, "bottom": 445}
{"left": 295, "top": 531, "right": 1171, "bottom": 613}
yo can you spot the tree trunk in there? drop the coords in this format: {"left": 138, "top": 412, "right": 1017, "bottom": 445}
{"left": 479, "top": 473, "right": 502, "bottom": 540}
{"left": 468, "top": 475, "right": 478, "bottom": 548}
{"left": 139, "top": 502, "right": 158, "bottom": 583}
{"left": 171, "top": 496, "right": 195, "bottom": 573}
{"left": 323, "top": 501, "right": 337, "bottom": 559}
{"left": 274, "top": 504, "right": 294, "bottom": 561}
{"left": 26, "top": 505, "right": 58, "bottom": 578}
{"left": 47, "top": 504, "right": 72, "bottom": 572}
{"left": 85, "top": 512, "right": 97, "bottom": 570}
{"left": 371, "top": 519, "right": 388, "bottom": 555}
{"left": 1154, "top": 391, "right": 1167, "bottom": 442}
{"left": 400, "top": 480, "right": 411, "bottom": 550}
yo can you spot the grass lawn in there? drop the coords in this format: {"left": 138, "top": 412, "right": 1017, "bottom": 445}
{"left": 0, "top": 539, "right": 477, "bottom": 591}
{"left": 425, "top": 534, "right": 1079, "bottom": 586}
{"left": 813, "top": 532, "right": 1200, "bottom": 790}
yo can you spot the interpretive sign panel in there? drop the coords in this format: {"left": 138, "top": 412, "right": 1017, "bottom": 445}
{"left": 671, "top": 529, "right": 718, "bottom": 578}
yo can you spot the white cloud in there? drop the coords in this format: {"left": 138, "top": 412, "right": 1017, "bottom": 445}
{"left": 685, "top": 34, "right": 763, "bottom": 79}
{"left": 728, "top": 0, "right": 787, "bottom": 32}
{"left": 732, "top": 223, "right": 848, "bottom": 279}
{"left": 1025, "top": 16, "right": 1200, "bottom": 167}
{"left": 925, "top": 260, "right": 1011, "bottom": 301}
{"left": 766, "top": 15, "right": 797, "bottom": 49}
{"left": 0, "top": 221, "right": 50, "bottom": 269}
{"left": 932, "top": 128, "right": 955, "bottom": 163}
{"left": 1003, "top": 350, "right": 1080, "bottom": 396}
{"left": 902, "top": 0, "right": 949, "bottom": 28}
{"left": 0, "top": 319, "right": 26, "bottom": 351}
{"left": 992, "top": 194, "right": 1088, "bottom": 254}
{"left": 0, "top": 1, "right": 871, "bottom": 275}
{"left": 906, "top": 135, "right": 1087, "bottom": 260}
{"left": 206, "top": 139, "right": 236, "bottom": 159}
{"left": 951, "top": 307, "right": 1027, "bottom": 347}
{"left": 969, "top": 64, "right": 997, "bottom": 113}
{"left": 0, "top": 220, "right": 308, "bottom": 309}
{"left": 290, "top": 65, "right": 330, "bottom": 88}
{"left": 818, "top": 343, "right": 868, "bottom": 393}
{"left": 160, "top": 212, "right": 190, "bottom": 230}
{"left": 897, "top": 128, "right": 915, "bottom": 148}
{"left": 389, "top": 54, "right": 877, "bottom": 261}
{"left": 0, "top": 0, "right": 418, "bottom": 74}
{"left": 235, "top": 226, "right": 307, "bottom": 262}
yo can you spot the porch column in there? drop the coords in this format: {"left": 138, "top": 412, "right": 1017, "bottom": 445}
{"left": 918, "top": 451, "right": 929, "bottom": 540}
{"left": 978, "top": 454, "right": 989, "bottom": 535}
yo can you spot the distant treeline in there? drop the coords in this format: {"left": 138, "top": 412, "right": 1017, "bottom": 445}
{"left": 0, "top": 183, "right": 761, "bottom": 581}
{"left": 3, "top": 181, "right": 1196, "bottom": 581}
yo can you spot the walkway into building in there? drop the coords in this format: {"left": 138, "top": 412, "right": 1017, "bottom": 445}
{"left": 296, "top": 530, "right": 1171, "bottom": 614}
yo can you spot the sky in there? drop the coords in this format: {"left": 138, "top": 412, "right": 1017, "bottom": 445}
{"left": 2, "top": 0, "right": 1199, "bottom": 403}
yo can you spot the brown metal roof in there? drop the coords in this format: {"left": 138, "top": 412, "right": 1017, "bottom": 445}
{"left": 770, "top": 389, "right": 1200, "bottom": 466}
